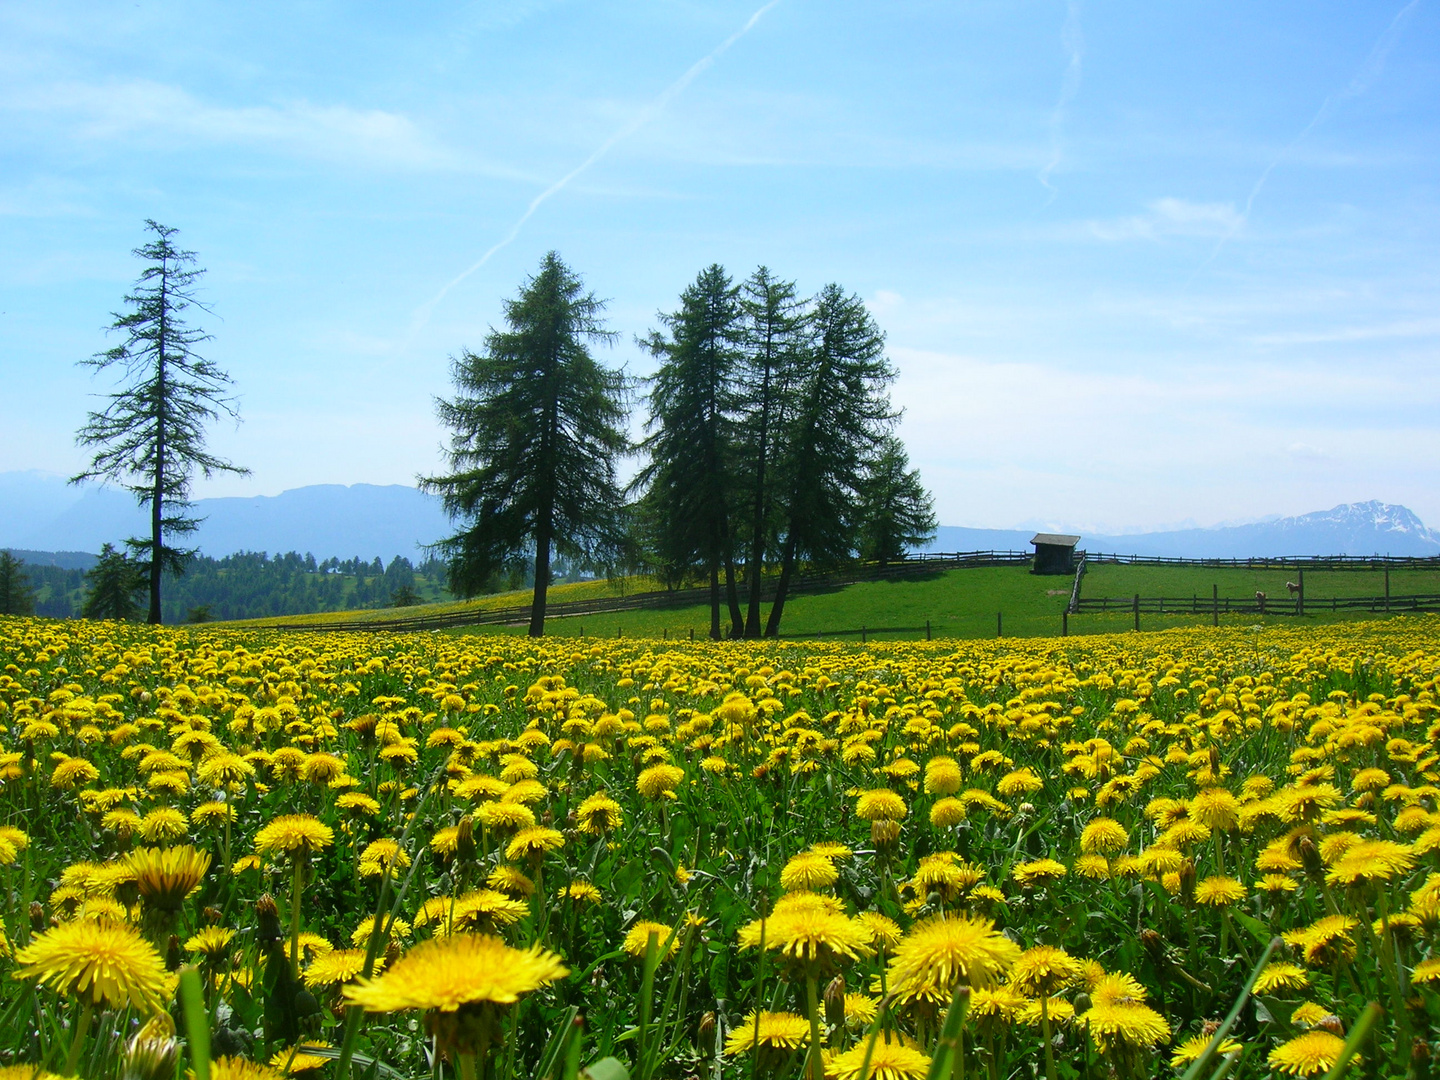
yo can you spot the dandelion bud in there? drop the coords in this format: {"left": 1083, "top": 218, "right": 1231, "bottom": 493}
{"left": 1298, "top": 837, "right": 1323, "bottom": 876}
{"left": 455, "top": 815, "right": 477, "bottom": 862}
{"left": 824, "top": 974, "right": 847, "bottom": 1029}
{"left": 28, "top": 901, "right": 44, "bottom": 931}
{"left": 697, "top": 1010, "right": 717, "bottom": 1051}
{"left": 1139, "top": 930, "right": 1164, "bottom": 959}
{"left": 871, "top": 819, "right": 901, "bottom": 848}
{"left": 1317, "top": 1014, "right": 1344, "bottom": 1036}
{"left": 1073, "top": 992, "right": 1091, "bottom": 1016}
{"left": 203, "top": 906, "right": 223, "bottom": 924}
{"left": 1208, "top": 747, "right": 1220, "bottom": 774}
{"left": 256, "top": 893, "right": 283, "bottom": 945}
{"left": 1178, "top": 859, "right": 1196, "bottom": 905}
{"left": 122, "top": 1014, "right": 177, "bottom": 1080}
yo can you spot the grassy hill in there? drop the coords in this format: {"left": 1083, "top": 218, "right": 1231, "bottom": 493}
{"left": 237, "top": 560, "right": 1440, "bottom": 640}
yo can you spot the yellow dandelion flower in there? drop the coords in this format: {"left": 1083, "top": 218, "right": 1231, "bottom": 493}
{"left": 1267, "top": 1030, "right": 1349, "bottom": 1077}
{"left": 1080, "top": 817, "right": 1128, "bottom": 856}
{"left": 780, "top": 852, "right": 838, "bottom": 892}
{"left": 253, "top": 814, "right": 333, "bottom": 855}
{"left": 344, "top": 933, "right": 566, "bottom": 1012}
{"left": 855, "top": 789, "right": 907, "bottom": 821}
{"left": 1194, "top": 876, "right": 1246, "bottom": 907}
{"left": 304, "top": 949, "right": 376, "bottom": 989}
{"left": 827, "top": 1037, "right": 931, "bottom": 1080}
{"left": 576, "top": 792, "right": 624, "bottom": 834}
{"left": 1011, "top": 858, "right": 1067, "bottom": 888}
{"left": 883, "top": 913, "right": 1021, "bottom": 1004}
{"left": 624, "top": 921, "right": 681, "bottom": 959}
{"left": 636, "top": 764, "right": 685, "bottom": 800}
{"left": 14, "top": 917, "right": 169, "bottom": 1013}
{"left": 1324, "top": 839, "right": 1415, "bottom": 887}
{"left": 1169, "top": 1034, "right": 1242, "bottom": 1067}
{"left": 1253, "top": 962, "right": 1309, "bottom": 994}
{"left": 1010, "top": 945, "right": 1083, "bottom": 997}
{"left": 723, "top": 1011, "right": 811, "bottom": 1055}
{"left": 124, "top": 845, "right": 211, "bottom": 912}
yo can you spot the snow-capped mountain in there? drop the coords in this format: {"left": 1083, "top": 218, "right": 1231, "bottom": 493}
{"left": 925, "top": 502, "right": 1440, "bottom": 558}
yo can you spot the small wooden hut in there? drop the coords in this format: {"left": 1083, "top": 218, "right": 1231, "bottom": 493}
{"left": 1030, "top": 533, "right": 1080, "bottom": 575}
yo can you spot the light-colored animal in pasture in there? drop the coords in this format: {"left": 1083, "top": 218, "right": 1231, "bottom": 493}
{"left": 1285, "top": 581, "right": 1301, "bottom": 595}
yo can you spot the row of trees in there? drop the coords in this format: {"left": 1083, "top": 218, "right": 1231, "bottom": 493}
{"left": 60, "top": 226, "right": 932, "bottom": 635}
{"left": 424, "top": 253, "right": 935, "bottom": 638}
{"left": 1, "top": 549, "right": 450, "bottom": 622}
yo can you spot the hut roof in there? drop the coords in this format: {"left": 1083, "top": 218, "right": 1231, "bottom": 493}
{"left": 1030, "top": 533, "right": 1081, "bottom": 548}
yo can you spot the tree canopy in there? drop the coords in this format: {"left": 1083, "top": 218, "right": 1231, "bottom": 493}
{"left": 72, "top": 220, "right": 248, "bottom": 624}
{"left": 422, "top": 252, "right": 630, "bottom": 636}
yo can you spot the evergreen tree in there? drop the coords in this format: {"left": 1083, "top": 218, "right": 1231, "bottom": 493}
{"left": 0, "top": 552, "right": 35, "bottom": 616}
{"left": 856, "top": 436, "right": 937, "bottom": 566}
{"left": 82, "top": 543, "right": 144, "bottom": 621}
{"left": 736, "top": 267, "right": 807, "bottom": 638}
{"left": 635, "top": 264, "right": 745, "bottom": 639}
{"left": 72, "top": 220, "right": 248, "bottom": 624}
{"left": 765, "top": 285, "right": 897, "bottom": 636}
{"left": 421, "top": 252, "right": 629, "bottom": 636}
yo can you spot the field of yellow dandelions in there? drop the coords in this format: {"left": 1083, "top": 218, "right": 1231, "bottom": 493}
{"left": 2, "top": 614, "right": 1440, "bottom": 1080}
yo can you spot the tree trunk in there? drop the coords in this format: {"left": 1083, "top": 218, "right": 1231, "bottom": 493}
{"left": 720, "top": 517, "right": 744, "bottom": 638}
{"left": 530, "top": 511, "right": 551, "bottom": 637}
{"left": 149, "top": 271, "right": 168, "bottom": 625}
{"left": 764, "top": 532, "right": 798, "bottom": 638}
{"left": 744, "top": 364, "right": 772, "bottom": 639}
{"left": 709, "top": 562, "right": 721, "bottom": 640}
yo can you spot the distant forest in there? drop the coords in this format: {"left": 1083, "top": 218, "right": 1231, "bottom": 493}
{"left": 11, "top": 551, "right": 455, "bottom": 623}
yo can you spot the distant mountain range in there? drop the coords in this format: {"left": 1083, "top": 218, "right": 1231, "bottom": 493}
{"left": 924, "top": 501, "right": 1440, "bottom": 559}
{"left": 3, "top": 470, "right": 1437, "bottom": 561}
{"left": 1, "top": 472, "right": 452, "bottom": 562}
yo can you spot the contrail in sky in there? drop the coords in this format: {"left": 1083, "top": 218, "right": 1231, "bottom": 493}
{"left": 1189, "top": 0, "right": 1419, "bottom": 281}
{"left": 409, "top": 0, "right": 783, "bottom": 336}
{"left": 1037, "top": 0, "right": 1083, "bottom": 203}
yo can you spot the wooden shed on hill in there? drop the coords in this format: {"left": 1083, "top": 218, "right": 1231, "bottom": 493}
{"left": 1031, "top": 533, "right": 1080, "bottom": 575}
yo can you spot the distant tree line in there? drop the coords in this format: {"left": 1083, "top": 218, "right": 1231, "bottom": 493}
{"left": 1, "top": 549, "right": 455, "bottom": 623}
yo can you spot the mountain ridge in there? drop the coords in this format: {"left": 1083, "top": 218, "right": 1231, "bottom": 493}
{"left": 3, "top": 471, "right": 1436, "bottom": 561}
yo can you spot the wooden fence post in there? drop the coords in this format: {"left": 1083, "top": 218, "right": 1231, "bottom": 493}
{"left": 1298, "top": 569, "right": 1305, "bottom": 617}
{"left": 690, "top": 628, "right": 695, "bottom": 641}
{"left": 997, "top": 612, "right": 1002, "bottom": 638}
{"left": 1062, "top": 610, "right": 1068, "bottom": 637}
{"left": 926, "top": 620, "right": 932, "bottom": 641}
{"left": 1213, "top": 584, "right": 1218, "bottom": 627}
{"left": 1386, "top": 569, "right": 1391, "bottom": 612}
{"left": 1133, "top": 594, "right": 1140, "bottom": 632}
{"left": 861, "top": 626, "right": 867, "bottom": 644}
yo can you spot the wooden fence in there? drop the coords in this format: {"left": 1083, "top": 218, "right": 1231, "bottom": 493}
{"left": 1074, "top": 593, "right": 1440, "bottom": 617}
{"left": 1079, "top": 552, "right": 1440, "bottom": 571}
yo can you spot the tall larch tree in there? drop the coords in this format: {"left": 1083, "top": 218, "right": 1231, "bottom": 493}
{"left": 764, "top": 284, "right": 897, "bottom": 636}
{"left": 635, "top": 264, "right": 745, "bottom": 639}
{"left": 422, "top": 252, "right": 629, "bottom": 637}
{"left": 735, "top": 267, "right": 807, "bottom": 638}
{"left": 72, "top": 220, "right": 247, "bottom": 624}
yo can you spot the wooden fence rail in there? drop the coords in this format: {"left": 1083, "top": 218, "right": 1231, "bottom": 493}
{"left": 1078, "top": 552, "right": 1440, "bottom": 571}
{"left": 1074, "top": 593, "right": 1440, "bottom": 616}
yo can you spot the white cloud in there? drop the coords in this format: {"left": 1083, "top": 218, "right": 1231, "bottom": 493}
{"left": 1085, "top": 197, "right": 1244, "bottom": 242}
{"left": 3, "top": 79, "right": 522, "bottom": 175}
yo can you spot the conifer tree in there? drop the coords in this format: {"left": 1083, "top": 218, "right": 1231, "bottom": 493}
{"left": 857, "top": 435, "right": 937, "bottom": 566}
{"left": 735, "top": 267, "right": 807, "bottom": 638}
{"left": 0, "top": 552, "right": 35, "bottom": 616}
{"left": 81, "top": 543, "right": 144, "bottom": 621}
{"left": 636, "top": 264, "right": 745, "bottom": 639}
{"left": 422, "top": 252, "right": 629, "bottom": 636}
{"left": 764, "top": 284, "right": 897, "bottom": 636}
{"left": 73, "top": 220, "right": 248, "bottom": 624}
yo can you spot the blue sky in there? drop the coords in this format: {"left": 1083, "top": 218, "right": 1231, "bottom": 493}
{"left": 2, "top": 0, "right": 1437, "bottom": 532}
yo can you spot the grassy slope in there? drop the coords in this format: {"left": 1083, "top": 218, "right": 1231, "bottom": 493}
{"left": 238, "top": 562, "right": 1440, "bottom": 641}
